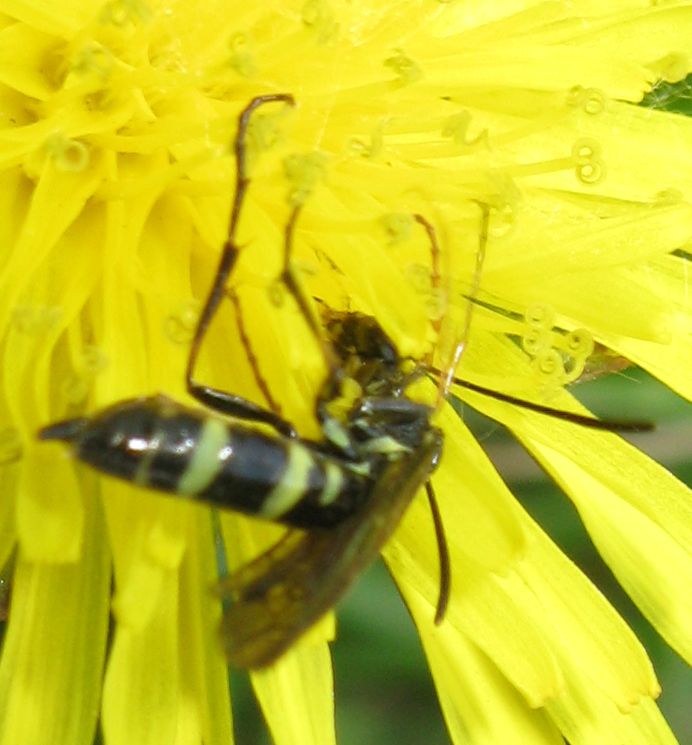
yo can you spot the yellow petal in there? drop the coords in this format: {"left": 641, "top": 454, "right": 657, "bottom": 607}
{"left": 527, "top": 440, "right": 692, "bottom": 663}
{"left": 0, "top": 497, "right": 109, "bottom": 745}
{"left": 465, "top": 384, "right": 692, "bottom": 664}
{"left": 17, "top": 447, "right": 83, "bottom": 562}
{"left": 252, "top": 645, "right": 336, "bottom": 745}
{"left": 545, "top": 661, "right": 678, "bottom": 745}
{"left": 400, "top": 583, "right": 564, "bottom": 745}
{"left": 177, "top": 510, "right": 233, "bottom": 745}
{"left": 387, "top": 521, "right": 563, "bottom": 708}
{"left": 102, "top": 567, "right": 181, "bottom": 745}
{"left": 603, "top": 255, "right": 691, "bottom": 399}
{"left": 427, "top": 403, "right": 527, "bottom": 571}
{"left": 517, "top": 516, "right": 660, "bottom": 711}
{"left": 0, "top": 23, "right": 59, "bottom": 100}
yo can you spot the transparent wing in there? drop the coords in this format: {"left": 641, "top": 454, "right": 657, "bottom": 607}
{"left": 216, "top": 430, "right": 442, "bottom": 668}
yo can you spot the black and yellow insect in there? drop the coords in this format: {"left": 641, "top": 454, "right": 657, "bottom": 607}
{"left": 38, "top": 94, "right": 449, "bottom": 668}
{"left": 38, "top": 95, "right": 651, "bottom": 669}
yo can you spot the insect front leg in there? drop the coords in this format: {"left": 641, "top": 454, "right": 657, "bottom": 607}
{"left": 272, "top": 205, "right": 356, "bottom": 450}
{"left": 279, "top": 206, "right": 344, "bottom": 392}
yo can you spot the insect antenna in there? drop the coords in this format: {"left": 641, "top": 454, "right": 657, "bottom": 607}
{"left": 419, "top": 203, "right": 653, "bottom": 433}
{"left": 425, "top": 482, "right": 450, "bottom": 625}
{"left": 439, "top": 374, "right": 654, "bottom": 432}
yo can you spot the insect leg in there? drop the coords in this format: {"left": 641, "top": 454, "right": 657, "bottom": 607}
{"left": 186, "top": 94, "right": 298, "bottom": 437}
{"left": 281, "top": 206, "right": 342, "bottom": 384}
{"left": 226, "top": 290, "right": 287, "bottom": 421}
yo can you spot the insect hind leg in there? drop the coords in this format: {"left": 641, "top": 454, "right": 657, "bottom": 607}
{"left": 186, "top": 94, "right": 297, "bottom": 437}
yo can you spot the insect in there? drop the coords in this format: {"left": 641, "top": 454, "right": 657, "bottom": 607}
{"left": 38, "top": 94, "right": 452, "bottom": 668}
{"left": 38, "top": 95, "right": 651, "bottom": 668}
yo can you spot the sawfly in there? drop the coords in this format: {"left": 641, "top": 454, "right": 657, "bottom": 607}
{"left": 39, "top": 95, "right": 651, "bottom": 668}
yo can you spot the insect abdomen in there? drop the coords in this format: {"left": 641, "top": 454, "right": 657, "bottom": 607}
{"left": 41, "top": 395, "right": 370, "bottom": 528}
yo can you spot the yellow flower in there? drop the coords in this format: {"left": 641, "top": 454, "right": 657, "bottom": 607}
{"left": 0, "top": 2, "right": 690, "bottom": 745}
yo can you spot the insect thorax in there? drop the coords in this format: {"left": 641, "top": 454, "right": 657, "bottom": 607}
{"left": 316, "top": 311, "right": 437, "bottom": 463}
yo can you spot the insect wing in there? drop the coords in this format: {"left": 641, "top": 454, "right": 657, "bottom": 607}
{"left": 217, "top": 429, "right": 442, "bottom": 668}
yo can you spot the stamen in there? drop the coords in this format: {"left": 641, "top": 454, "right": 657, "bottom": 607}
{"left": 61, "top": 374, "right": 91, "bottom": 406}
{"left": 228, "top": 33, "right": 256, "bottom": 77}
{"left": 283, "top": 152, "right": 326, "bottom": 206}
{"left": 442, "top": 111, "right": 489, "bottom": 148}
{"left": 164, "top": 301, "right": 199, "bottom": 344}
{"left": 12, "top": 306, "right": 62, "bottom": 335}
{"left": 572, "top": 138, "right": 606, "bottom": 185}
{"left": 382, "top": 213, "right": 415, "bottom": 244}
{"left": 348, "top": 124, "right": 384, "bottom": 158}
{"left": 524, "top": 303, "right": 555, "bottom": 330}
{"left": 46, "top": 134, "right": 90, "bottom": 173}
{"left": 384, "top": 49, "right": 423, "bottom": 85}
{"left": 566, "top": 86, "right": 607, "bottom": 116}
{"left": 532, "top": 348, "right": 565, "bottom": 385}
{"left": 563, "top": 328, "right": 595, "bottom": 358}
{"left": 62, "top": 346, "right": 108, "bottom": 405}
{"left": 70, "top": 43, "right": 114, "bottom": 83}
{"left": 99, "top": 0, "right": 151, "bottom": 27}
{"left": 521, "top": 327, "right": 552, "bottom": 357}
{"left": 80, "top": 346, "right": 109, "bottom": 375}
{"left": 487, "top": 201, "right": 517, "bottom": 239}
{"left": 560, "top": 329, "right": 594, "bottom": 384}
{"left": 301, "top": 0, "right": 339, "bottom": 43}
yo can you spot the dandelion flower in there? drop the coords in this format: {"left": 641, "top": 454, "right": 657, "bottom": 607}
{"left": 0, "top": 2, "right": 690, "bottom": 745}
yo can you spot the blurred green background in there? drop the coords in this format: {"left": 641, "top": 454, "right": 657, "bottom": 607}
{"left": 229, "top": 368, "right": 692, "bottom": 745}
